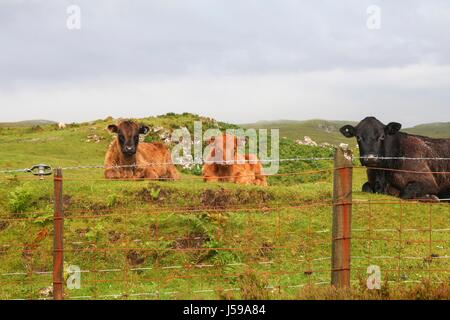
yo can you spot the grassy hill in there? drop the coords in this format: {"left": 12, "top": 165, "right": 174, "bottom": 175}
{"left": 0, "top": 120, "right": 57, "bottom": 128}
{"left": 404, "top": 122, "right": 450, "bottom": 138}
{"left": 0, "top": 113, "right": 333, "bottom": 179}
{"left": 241, "top": 120, "right": 358, "bottom": 146}
{"left": 0, "top": 113, "right": 448, "bottom": 300}
{"left": 242, "top": 119, "right": 450, "bottom": 146}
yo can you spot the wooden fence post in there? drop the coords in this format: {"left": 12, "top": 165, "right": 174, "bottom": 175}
{"left": 53, "top": 168, "right": 64, "bottom": 300}
{"left": 331, "top": 146, "right": 353, "bottom": 288}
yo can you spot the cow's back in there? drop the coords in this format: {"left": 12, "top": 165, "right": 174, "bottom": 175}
{"left": 396, "top": 133, "right": 450, "bottom": 193}
{"left": 137, "top": 142, "right": 173, "bottom": 173}
{"left": 400, "top": 134, "right": 450, "bottom": 168}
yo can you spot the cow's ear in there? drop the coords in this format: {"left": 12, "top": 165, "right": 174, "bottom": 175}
{"left": 107, "top": 124, "right": 118, "bottom": 134}
{"left": 340, "top": 125, "right": 356, "bottom": 138}
{"left": 385, "top": 122, "right": 401, "bottom": 135}
{"left": 139, "top": 125, "right": 150, "bottom": 135}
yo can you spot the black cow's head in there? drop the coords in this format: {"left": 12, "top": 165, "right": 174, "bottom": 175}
{"left": 107, "top": 120, "right": 150, "bottom": 157}
{"left": 340, "top": 117, "right": 401, "bottom": 166}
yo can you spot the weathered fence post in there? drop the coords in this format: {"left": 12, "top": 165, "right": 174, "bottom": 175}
{"left": 53, "top": 168, "right": 64, "bottom": 300}
{"left": 331, "top": 145, "right": 353, "bottom": 288}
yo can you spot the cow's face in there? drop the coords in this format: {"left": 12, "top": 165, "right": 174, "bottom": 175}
{"left": 107, "top": 121, "right": 149, "bottom": 157}
{"left": 208, "top": 134, "right": 240, "bottom": 164}
{"left": 340, "top": 117, "right": 401, "bottom": 166}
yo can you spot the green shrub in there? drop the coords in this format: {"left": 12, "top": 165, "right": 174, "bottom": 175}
{"left": 106, "top": 194, "right": 119, "bottom": 208}
{"left": 8, "top": 184, "right": 34, "bottom": 213}
{"left": 32, "top": 205, "right": 54, "bottom": 227}
{"left": 267, "top": 139, "right": 334, "bottom": 185}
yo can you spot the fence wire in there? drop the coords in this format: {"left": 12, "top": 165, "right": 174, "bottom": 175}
{"left": 0, "top": 155, "right": 449, "bottom": 300}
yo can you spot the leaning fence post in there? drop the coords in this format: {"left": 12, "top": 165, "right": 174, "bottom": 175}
{"left": 53, "top": 168, "right": 64, "bottom": 300}
{"left": 331, "top": 145, "right": 353, "bottom": 288}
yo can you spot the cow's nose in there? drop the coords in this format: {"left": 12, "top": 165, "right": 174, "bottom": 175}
{"left": 363, "top": 154, "right": 379, "bottom": 166}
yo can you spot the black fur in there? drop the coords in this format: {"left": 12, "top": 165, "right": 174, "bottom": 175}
{"left": 340, "top": 117, "right": 450, "bottom": 200}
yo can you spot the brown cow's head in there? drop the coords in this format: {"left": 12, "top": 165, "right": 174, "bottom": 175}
{"left": 107, "top": 120, "right": 150, "bottom": 157}
{"left": 207, "top": 134, "right": 244, "bottom": 165}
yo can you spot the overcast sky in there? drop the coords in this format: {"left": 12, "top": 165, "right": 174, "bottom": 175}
{"left": 1, "top": 0, "right": 449, "bottom": 126}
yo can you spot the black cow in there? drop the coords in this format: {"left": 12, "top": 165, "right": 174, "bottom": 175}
{"left": 340, "top": 117, "right": 450, "bottom": 200}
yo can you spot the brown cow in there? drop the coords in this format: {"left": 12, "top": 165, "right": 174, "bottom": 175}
{"left": 104, "top": 120, "right": 180, "bottom": 180}
{"left": 202, "top": 134, "right": 267, "bottom": 186}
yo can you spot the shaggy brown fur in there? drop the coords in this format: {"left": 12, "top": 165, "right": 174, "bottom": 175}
{"left": 202, "top": 134, "right": 267, "bottom": 186}
{"left": 104, "top": 120, "right": 180, "bottom": 180}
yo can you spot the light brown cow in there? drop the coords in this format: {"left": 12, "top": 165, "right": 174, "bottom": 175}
{"left": 202, "top": 134, "right": 267, "bottom": 186}
{"left": 104, "top": 120, "right": 180, "bottom": 180}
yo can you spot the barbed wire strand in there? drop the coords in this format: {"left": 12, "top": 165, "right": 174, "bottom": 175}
{"left": 1, "top": 154, "right": 449, "bottom": 175}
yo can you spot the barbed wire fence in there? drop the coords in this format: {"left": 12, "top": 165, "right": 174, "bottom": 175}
{"left": 0, "top": 148, "right": 449, "bottom": 300}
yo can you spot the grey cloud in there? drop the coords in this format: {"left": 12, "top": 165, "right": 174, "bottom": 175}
{"left": 0, "top": 1, "right": 449, "bottom": 126}
{"left": 1, "top": 0, "right": 450, "bottom": 86}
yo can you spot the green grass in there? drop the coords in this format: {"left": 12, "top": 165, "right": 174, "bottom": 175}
{"left": 404, "top": 122, "right": 450, "bottom": 138}
{"left": 0, "top": 114, "right": 448, "bottom": 300}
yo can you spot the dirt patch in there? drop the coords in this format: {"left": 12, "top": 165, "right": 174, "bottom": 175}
{"left": 201, "top": 187, "right": 271, "bottom": 208}
{"left": 171, "top": 232, "right": 208, "bottom": 250}
{"left": 201, "top": 188, "right": 234, "bottom": 208}
{"left": 135, "top": 185, "right": 172, "bottom": 202}
{"left": 108, "top": 230, "right": 124, "bottom": 243}
{"left": 126, "top": 250, "right": 146, "bottom": 266}
{"left": 86, "top": 202, "right": 109, "bottom": 212}
{"left": 135, "top": 188, "right": 155, "bottom": 202}
{"left": 0, "top": 221, "right": 9, "bottom": 232}
{"left": 258, "top": 241, "right": 274, "bottom": 257}
{"left": 75, "top": 228, "right": 90, "bottom": 238}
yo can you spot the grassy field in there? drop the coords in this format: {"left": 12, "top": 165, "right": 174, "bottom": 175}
{"left": 0, "top": 114, "right": 448, "bottom": 300}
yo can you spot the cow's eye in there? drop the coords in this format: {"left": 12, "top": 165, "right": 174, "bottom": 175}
{"left": 119, "top": 135, "right": 125, "bottom": 143}
{"left": 134, "top": 136, "right": 139, "bottom": 143}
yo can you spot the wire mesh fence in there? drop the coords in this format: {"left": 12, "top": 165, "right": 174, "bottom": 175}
{"left": 0, "top": 150, "right": 448, "bottom": 300}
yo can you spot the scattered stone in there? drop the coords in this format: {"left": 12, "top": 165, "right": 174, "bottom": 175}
{"left": 38, "top": 286, "right": 53, "bottom": 297}
{"left": 296, "top": 136, "right": 318, "bottom": 147}
{"left": 86, "top": 134, "right": 104, "bottom": 143}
